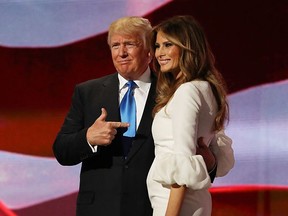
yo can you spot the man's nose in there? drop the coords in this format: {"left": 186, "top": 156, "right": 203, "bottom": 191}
{"left": 119, "top": 45, "right": 128, "bottom": 57}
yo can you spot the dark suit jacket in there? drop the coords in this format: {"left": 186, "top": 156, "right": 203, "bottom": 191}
{"left": 53, "top": 72, "right": 156, "bottom": 216}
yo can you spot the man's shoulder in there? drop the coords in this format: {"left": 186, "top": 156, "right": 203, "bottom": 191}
{"left": 77, "top": 73, "right": 117, "bottom": 88}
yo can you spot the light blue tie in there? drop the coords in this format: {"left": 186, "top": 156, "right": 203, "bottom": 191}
{"left": 120, "top": 80, "right": 137, "bottom": 137}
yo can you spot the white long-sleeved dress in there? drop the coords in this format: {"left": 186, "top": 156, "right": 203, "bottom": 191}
{"left": 147, "top": 81, "right": 218, "bottom": 216}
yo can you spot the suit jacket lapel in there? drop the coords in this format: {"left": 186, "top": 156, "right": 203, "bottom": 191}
{"left": 137, "top": 74, "right": 156, "bottom": 136}
{"left": 101, "top": 73, "right": 120, "bottom": 122}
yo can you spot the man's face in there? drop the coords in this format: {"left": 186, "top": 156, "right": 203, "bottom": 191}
{"left": 110, "top": 34, "right": 150, "bottom": 80}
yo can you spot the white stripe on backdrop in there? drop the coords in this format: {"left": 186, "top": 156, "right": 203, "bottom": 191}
{"left": 0, "top": 0, "right": 172, "bottom": 47}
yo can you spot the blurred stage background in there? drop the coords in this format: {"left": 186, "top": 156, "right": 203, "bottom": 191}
{"left": 0, "top": 0, "right": 287, "bottom": 215}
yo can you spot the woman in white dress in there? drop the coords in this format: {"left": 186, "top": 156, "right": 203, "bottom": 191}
{"left": 146, "top": 15, "right": 230, "bottom": 216}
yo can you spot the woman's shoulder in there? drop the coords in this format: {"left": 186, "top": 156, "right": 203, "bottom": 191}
{"left": 177, "top": 80, "right": 210, "bottom": 94}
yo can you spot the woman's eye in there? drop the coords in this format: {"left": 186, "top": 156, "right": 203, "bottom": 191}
{"left": 165, "top": 43, "right": 173, "bottom": 47}
{"left": 154, "top": 44, "right": 160, "bottom": 49}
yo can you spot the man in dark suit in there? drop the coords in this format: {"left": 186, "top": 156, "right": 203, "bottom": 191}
{"left": 53, "top": 16, "right": 231, "bottom": 216}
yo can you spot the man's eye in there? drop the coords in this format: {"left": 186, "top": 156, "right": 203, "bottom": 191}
{"left": 111, "top": 44, "right": 119, "bottom": 49}
{"left": 126, "top": 43, "right": 137, "bottom": 48}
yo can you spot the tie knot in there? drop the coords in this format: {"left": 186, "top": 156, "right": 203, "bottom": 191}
{"left": 127, "top": 80, "right": 137, "bottom": 89}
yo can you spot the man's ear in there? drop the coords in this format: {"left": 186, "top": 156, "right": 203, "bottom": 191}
{"left": 148, "top": 51, "right": 154, "bottom": 63}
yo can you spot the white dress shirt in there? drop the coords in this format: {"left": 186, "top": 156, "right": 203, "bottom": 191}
{"left": 118, "top": 67, "right": 152, "bottom": 129}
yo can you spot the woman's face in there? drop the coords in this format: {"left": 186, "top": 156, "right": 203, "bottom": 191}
{"left": 155, "top": 31, "right": 181, "bottom": 77}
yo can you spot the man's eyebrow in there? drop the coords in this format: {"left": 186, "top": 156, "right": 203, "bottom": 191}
{"left": 110, "top": 40, "right": 141, "bottom": 47}
{"left": 111, "top": 41, "right": 120, "bottom": 44}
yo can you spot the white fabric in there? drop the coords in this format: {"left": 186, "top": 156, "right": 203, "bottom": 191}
{"left": 210, "top": 130, "right": 235, "bottom": 177}
{"left": 147, "top": 81, "right": 217, "bottom": 216}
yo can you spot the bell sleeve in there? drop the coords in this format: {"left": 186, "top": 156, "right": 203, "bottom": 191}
{"left": 152, "top": 83, "right": 212, "bottom": 190}
{"left": 210, "top": 130, "right": 235, "bottom": 177}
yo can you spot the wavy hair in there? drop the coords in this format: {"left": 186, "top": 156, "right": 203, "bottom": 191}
{"left": 152, "top": 15, "right": 229, "bottom": 131}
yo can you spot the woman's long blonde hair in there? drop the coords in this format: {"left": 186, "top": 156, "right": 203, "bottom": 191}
{"left": 152, "top": 15, "right": 229, "bottom": 131}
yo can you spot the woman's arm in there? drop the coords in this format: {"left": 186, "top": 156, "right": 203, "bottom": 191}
{"left": 165, "top": 184, "right": 186, "bottom": 216}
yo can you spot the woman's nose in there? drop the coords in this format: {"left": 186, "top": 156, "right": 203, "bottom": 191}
{"left": 156, "top": 47, "right": 165, "bottom": 57}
